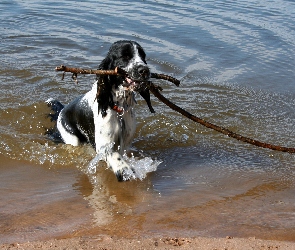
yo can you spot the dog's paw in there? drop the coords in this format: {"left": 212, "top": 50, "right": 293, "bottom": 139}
{"left": 106, "top": 152, "right": 136, "bottom": 181}
{"left": 115, "top": 166, "right": 136, "bottom": 182}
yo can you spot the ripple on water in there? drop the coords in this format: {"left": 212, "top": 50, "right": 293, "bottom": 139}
{"left": 1, "top": 0, "right": 295, "bottom": 242}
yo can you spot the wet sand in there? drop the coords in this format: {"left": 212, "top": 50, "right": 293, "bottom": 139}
{"left": 2, "top": 235, "right": 295, "bottom": 250}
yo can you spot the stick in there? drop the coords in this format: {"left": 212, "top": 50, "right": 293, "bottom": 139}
{"left": 55, "top": 65, "right": 180, "bottom": 86}
{"left": 149, "top": 83, "right": 295, "bottom": 153}
{"left": 55, "top": 65, "right": 120, "bottom": 76}
{"left": 150, "top": 73, "right": 180, "bottom": 86}
{"left": 55, "top": 64, "right": 295, "bottom": 153}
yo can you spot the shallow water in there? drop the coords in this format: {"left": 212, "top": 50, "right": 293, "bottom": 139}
{"left": 1, "top": 0, "right": 295, "bottom": 243}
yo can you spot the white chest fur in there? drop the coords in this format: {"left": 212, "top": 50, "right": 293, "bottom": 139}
{"left": 91, "top": 82, "right": 137, "bottom": 155}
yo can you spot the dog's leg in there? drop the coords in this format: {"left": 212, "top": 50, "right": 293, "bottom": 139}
{"left": 92, "top": 106, "right": 135, "bottom": 181}
{"left": 94, "top": 122, "right": 136, "bottom": 181}
{"left": 106, "top": 151, "right": 135, "bottom": 181}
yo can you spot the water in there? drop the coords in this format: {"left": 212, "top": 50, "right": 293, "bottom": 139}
{"left": 1, "top": 0, "right": 295, "bottom": 243}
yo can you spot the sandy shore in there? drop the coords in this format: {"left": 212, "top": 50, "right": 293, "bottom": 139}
{"left": 2, "top": 236, "right": 295, "bottom": 250}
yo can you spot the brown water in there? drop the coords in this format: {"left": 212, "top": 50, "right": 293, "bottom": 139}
{"left": 1, "top": 0, "right": 295, "bottom": 244}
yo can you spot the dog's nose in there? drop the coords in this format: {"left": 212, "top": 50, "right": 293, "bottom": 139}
{"left": 138, "top": 66, "right": 150, "bottom": 80}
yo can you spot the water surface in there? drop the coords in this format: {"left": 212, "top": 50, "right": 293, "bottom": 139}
{"left": 1, "top": 0, "right": 295, "bottom": 243}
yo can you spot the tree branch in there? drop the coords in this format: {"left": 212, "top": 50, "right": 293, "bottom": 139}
{"left": 55, "top": 64, "right": 295, "bottom": 153}
{"left": 55, "top": 65, "right": 180, "bottom": 86}
{"left": 148, "top": 83, "right": 295, "bottom": 154}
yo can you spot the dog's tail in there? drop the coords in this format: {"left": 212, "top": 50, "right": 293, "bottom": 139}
{"left": 45, "top": 98, "right": 64, "bottom": 143}
{"left": 46, "top": 98, "right": 64, "bottom": 121}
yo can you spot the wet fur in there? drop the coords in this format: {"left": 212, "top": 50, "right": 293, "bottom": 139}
{"left": 47, "top": 40, "right": 153, "bottom": 181}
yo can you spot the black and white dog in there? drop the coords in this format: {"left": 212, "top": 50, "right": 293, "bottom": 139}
{"left": 47, "top": 40, "right": 155, "bottom": 181}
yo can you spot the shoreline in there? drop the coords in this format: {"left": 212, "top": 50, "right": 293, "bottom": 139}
{"left": 2, "top": 235, "right": 295, "bottom": 250}
{"left": 1, "top": 157, "right": 295, "bottom": 249}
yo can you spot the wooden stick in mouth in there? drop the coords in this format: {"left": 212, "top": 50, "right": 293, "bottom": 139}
{"left": 55, "top": 65, "right": 180, "bottom": 86}
{"left": 55, "top": 64, "right": 295, "bottom": 154}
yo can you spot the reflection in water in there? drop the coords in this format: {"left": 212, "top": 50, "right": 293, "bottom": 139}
{"left": 70, "top": 145, "right": 295, "bottom": 241}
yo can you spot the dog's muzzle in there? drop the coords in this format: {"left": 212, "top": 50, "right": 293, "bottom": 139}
{"left": 137, "top": 65, "right": 150, "bottom": 80}
{"left": 123, "top": 65, "right": 150, "bottom": 91}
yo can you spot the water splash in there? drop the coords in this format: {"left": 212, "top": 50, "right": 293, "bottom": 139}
{"left": 86, "top": 142, "right": 116, "bottom": 177}
{"left": 87, "top": 144, "right": 161, "bottom": 182}
{"left": 124, "top": 152, "right": 161, "bottom": 180}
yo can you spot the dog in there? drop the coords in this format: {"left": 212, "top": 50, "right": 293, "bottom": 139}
{"left": 47, "top": 40, "right": 155, "bottom": 181}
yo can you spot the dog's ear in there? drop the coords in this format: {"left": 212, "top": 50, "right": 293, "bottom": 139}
{"left": 96, "top": 76, "right": 112, "bottom": 117}
{"left": 96, "top": 56, "right": 116, "bottom": 117}
{"left": 98, "top": 56, "right": 113, "bottom": 70}
{"left": 139, "top": 89, "right": 155, "bottom": 113}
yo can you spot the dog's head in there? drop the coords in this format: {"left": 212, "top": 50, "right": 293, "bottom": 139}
{"left": 97, "top": 40, "right": 154, "bottom": 116}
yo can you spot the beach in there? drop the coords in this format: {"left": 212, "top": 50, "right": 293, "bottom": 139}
{"left": 2, "top": 236, "right": 295, "bottom": 250}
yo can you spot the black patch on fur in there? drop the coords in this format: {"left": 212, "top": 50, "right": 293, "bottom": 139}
{"left": 139, "top": 88, "right": 155, "bottom": 113}
{"left": 60, "top": 95, "right": 96, "bottom": 147}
